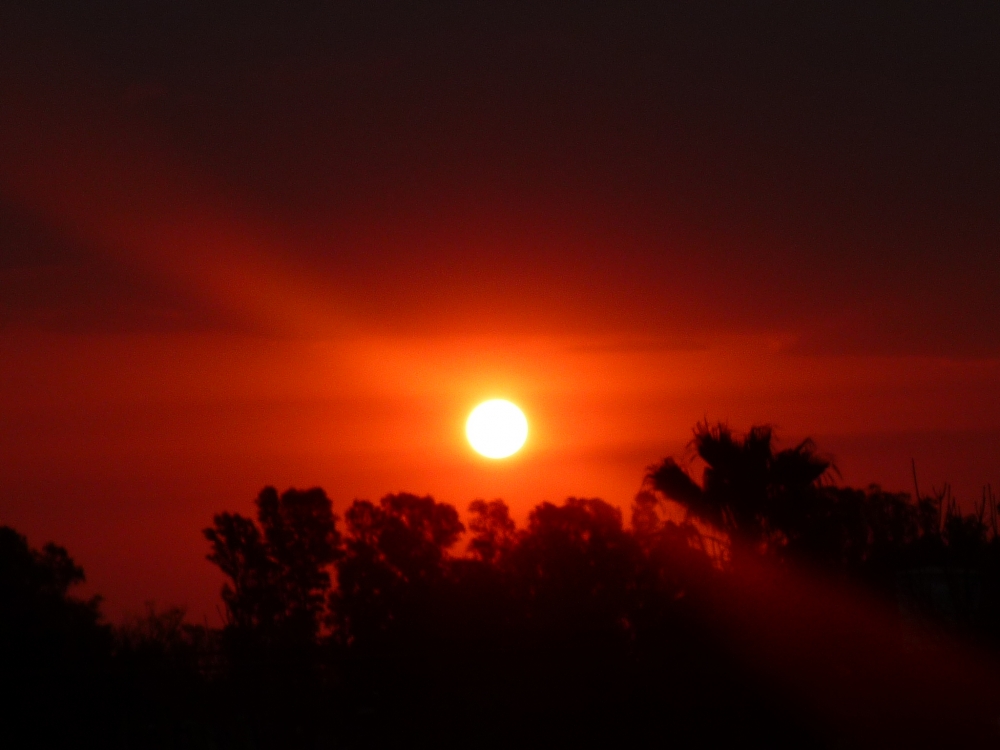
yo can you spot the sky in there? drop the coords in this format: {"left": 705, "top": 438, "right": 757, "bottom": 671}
{"left": 1, "top": 2, "right": 999, "bottom": 622}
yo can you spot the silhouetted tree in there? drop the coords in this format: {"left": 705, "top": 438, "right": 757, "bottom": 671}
{"left": 509, "top": 498, "right": 638, "bottom": 632}
{"left": 0, "top": 526, "right": 113, "bottom": 744}
{"left": 203, "top": 488, "right": 343, "bottom": 748}
{"left": 185, "top": 429, "right": 1000, "bottom": 747}
{"left": 467, "top": 498, "right": 517, "bottom": 564}
{"left": 331, "top": 492, "right": 464, "bottom": 646}
{"left": 630, "top": 489, "right": 718, "bottom": 611}
{"left": 645, "top": 422, "right": 834, "bottom": 559}
{"left": 643, "top": 423, "right": 1000, "bottom": 642}
{"left": 204, "top": 486, "right": 341, "bottom": 645}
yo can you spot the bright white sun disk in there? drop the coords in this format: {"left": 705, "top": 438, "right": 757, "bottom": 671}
{"left": 466, "top": 400, "right": 528, "bottom": 459}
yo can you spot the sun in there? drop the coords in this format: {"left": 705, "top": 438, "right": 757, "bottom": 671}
{"left": 466, "top": 399, "right": 528, "bottom": 459}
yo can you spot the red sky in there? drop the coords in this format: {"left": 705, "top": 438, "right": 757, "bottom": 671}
{"left": 2, "top": 2, "right": 999, "bottom": 622}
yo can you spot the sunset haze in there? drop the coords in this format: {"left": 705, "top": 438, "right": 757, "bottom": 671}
{"left": 2, "top": 2, "right": 999, "bottom": 623}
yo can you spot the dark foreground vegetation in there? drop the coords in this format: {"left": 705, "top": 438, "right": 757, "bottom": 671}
{"left": 5, "top": 423, "right": 1000, "bottom": 747}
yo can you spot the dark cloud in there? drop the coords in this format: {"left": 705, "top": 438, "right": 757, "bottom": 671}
{"left": 0, "top": 200, "right": 236, "bottom": 334}
{"left": 2, "top": 2, "right": 998, "bottom": 351}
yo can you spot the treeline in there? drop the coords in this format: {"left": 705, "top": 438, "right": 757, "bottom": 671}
{"left": 3, "top": 423, "right": 1000, "bottom": 748}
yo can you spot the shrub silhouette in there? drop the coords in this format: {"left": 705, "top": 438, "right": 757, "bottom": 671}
{"left": 112, "top": 603, "right": 219, "bottom": 746}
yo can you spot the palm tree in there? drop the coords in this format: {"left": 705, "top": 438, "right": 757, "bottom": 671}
{"left": 644, "top": 422, "right": 832, "bottom": 558}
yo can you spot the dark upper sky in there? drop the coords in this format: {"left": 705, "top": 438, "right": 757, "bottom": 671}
{"left": 3, "top": 1, "right": 998, "bottom": 353}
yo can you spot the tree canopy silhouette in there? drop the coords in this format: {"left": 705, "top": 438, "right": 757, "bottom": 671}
{"left": 7, "top": 420, "right": 1000, "bottom": 747}
{"left": 204, "top": 486, "right": 340, "bottom": 645}
{"left": 0, "top": 526, "right": 113, "bottom": 744}
{"left": 467, "top": 498, "right": 517, "bottom": 564}
{"left": 331, "top": 492, "right": 464, "bottom": 647}
{"left": 644, "top": 422, "right": 833, "bottom": 556}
